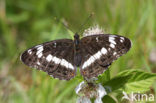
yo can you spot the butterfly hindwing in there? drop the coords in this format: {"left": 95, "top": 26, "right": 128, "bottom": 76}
{"left": 20, "top": 39, "right": 76, "bottom": 80}
{"left": 79, "top": 45, "right": 108, "bottom": 78}
{"left": 80, "top": 34, "right": 131, "bottom": 78}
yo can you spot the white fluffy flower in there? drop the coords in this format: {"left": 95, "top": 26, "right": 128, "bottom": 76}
{"left": 77, "top": 97, "right": 91, "bottom": 103}
{"left": 75, "top": 81, "right": 107, "bottom": 103}
{"left": 83, "top": 25, "right": 104, "bottom": 37}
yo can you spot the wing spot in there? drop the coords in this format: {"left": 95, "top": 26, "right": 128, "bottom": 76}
{"left": 101, "top": 48, "right": 107, "bottom": 54}
{"left": 120, "top": 39, "right": 124, "bottom": 43}
{"left": 84, "top": 56, "right": 95, "bottom": 68}
{"left": 54, "top": 42, "right": 57, "bottom": 48}
{"left": 68, "top": 63, "right": 74, "bottom": 70}
{"left": 46, "top": 54, "right": 53, "bottom": 62}
{"left": 110, "top": 35, "right": 117, "bottom": 37}
{"left": 35, "top": 45, "right": 42, "bottom": 48}
{"left": 94, "top": 51, "right": 102, "bottom": 59}
{"left": 96, "top": 37, "right": 99, "bottom": 42}
{"left": 37, "top": 61, "right": 41, "bottom": 65}
{"left": 113, "top": 52, "right": 117, "bottom": 55}
{"left": 61, "top": 59, "right": 69, "bottom": 68}
{"left": 53, "top": 56, "right": 61, "bottom": 64}
{"left": 36, "top": 45, "right": 44, "bottom": 58}
{"left": 28, "top": 49, "right": 32, "bottom": 55}
{"left": 38, "top": 53, "right": 43, "bottom": 58}
{"left": 109, "top": 37, "right": 116, "bottom": 44}
{"left": 70, "top": 72, "right": 74, "bottom": 76}
{"left": 110, "top": 43, "right": 115, "bottom": 48}
{"left": 120, "top": 37, "right": 125, "bottom": 43}
{"left": 120, "top": 37, "right": 125, "bottom": 40}
{"left": 60, "top": 59, "right": 74, "bottom": 70}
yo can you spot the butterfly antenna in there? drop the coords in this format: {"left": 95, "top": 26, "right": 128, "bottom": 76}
{"left": 54, "top": 17, "right": 74, "bottom": 33}
{"left": 76, "top": 12, "right": 94, "bottom": 34}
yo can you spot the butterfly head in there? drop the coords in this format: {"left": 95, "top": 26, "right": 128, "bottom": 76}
{"left": 74, "top": 33, "right": 80, "bottom": 45}
{"left": 74, "top": 33, "right": 79, "bottom": 39}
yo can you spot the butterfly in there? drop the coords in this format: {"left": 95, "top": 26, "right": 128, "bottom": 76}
{"left": 20, "top": 26, "right": 131, "bottom": 80}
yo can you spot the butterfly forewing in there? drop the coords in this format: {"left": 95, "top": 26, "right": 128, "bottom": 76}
{"left": 20, "top": 39, "right": 76, "bottom": 80}
{"left": 80, "top": 34, "right": 131, "bottom": 78}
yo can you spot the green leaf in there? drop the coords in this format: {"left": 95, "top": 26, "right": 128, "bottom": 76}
{"left": 102, "top": 69, "right": 156, "bottom": 94}
{"left": 103, "top": 75, "right": 131, "bottom": 93}
{"left": 102, "top": 95, "right": 116, "bottom": 103}
{"left": 97, "top": 69, "right": 111, "bottom": 84}
{"left": 118, "top": 70, "right": 156, "bottom": 93}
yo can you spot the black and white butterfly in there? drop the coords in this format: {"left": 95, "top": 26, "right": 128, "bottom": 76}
{"left": 20, "top": 26, "right": 131, "bottom": 80}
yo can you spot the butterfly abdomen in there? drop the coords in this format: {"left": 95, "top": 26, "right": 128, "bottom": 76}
{"left": 74, "top": 52, "right": 82, "bottom": 66}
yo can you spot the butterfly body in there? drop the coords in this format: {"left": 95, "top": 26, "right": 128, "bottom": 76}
{"left": 21, "top": 27, "right": 131, "bottom": 80}
{"left": 73, "top": 33, "right": 82, "bottom": 66}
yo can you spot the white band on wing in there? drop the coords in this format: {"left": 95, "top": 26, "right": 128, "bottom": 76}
{"left": 82, "top": 47, "right": 107, "bottom": 69}
{"left": 45, "top": 54, "right": 74, "bottom": 70}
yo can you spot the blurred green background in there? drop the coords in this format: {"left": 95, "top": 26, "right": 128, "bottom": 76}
{"left": 0, "top": 0, "right": 156, "bottom": 103}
